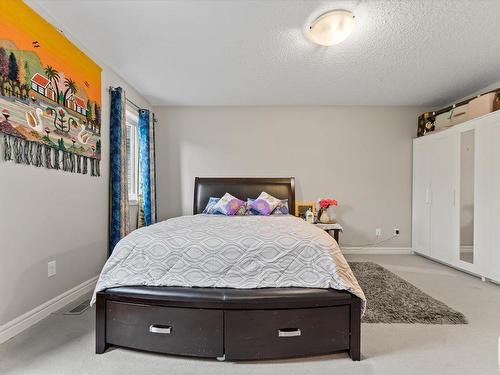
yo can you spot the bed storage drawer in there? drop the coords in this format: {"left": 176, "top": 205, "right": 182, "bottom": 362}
{"left": 106, "top": 301, "right": 223, "bottom": 357}
{"left": 224, "top": 305, "right": 350, "bottom": 360}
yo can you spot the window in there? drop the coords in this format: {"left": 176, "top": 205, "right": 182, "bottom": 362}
{"left": 125, "top": 107, "right": 139, "bottom": 203}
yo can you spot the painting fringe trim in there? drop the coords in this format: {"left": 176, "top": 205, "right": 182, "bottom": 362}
{"left": 2, "top": 133, "right": 100, "bottom": 176}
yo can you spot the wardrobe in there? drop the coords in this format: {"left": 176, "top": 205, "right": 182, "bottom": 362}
{"left": 412, "top": 110, "right": 500, "bottom": 283}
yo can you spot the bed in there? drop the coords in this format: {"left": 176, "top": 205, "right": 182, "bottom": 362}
{"left": 94, "top": 177, "right": 364, "bottom": 361}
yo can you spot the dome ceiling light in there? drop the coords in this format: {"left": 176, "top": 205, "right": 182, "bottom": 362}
{"left": 308, "top": 10, "right": 355, "bottom": 46}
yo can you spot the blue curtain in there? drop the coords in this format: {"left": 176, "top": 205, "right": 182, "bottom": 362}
{"left": 138, "top": 109, "right": 157, "bottom": 227}
{"left": 109, "top": 87, "right": 130, "bottom": 254}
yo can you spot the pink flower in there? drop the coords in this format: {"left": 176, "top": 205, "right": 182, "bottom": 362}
{"left": 319, "top": 198, "right": 338, "bottom": 209}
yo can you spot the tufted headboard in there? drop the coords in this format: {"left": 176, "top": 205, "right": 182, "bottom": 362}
{"left": 193, "top": 177, "right": 295, "bottom": 215}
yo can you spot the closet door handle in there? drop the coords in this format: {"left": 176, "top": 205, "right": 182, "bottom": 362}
{"left": 452, "top": 189, "right": 456, "bottom": 207}
{"left": 425, "top": 187, "right": 432, "bottom": 204}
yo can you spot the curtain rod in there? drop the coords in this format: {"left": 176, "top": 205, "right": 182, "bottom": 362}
{"left": 108, "top": 86, "right": 146, "bottom": 112}
{"left": 109, "top": 86, "right": 157, "bottom": 123}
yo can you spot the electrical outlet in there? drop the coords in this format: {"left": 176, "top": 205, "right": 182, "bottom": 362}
{"left": 375, "top": 228, "right": 381, "bottom": 237}
{"left": 394, "top": 228, "right": 400, "bottom": 236}
{"left": 48, "top": 260, "right": 56, "bottom": 278}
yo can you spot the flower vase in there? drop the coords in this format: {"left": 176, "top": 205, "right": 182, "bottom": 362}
{"left": 319, "top": 209, "right": 330, "bottom": 224}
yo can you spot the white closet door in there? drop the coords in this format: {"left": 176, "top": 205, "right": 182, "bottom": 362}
{"left": 412, "top": 139, "right": 432, "bottom": 256}
{"left": 475, "top": 119, "right": 500, "bottom": 282}
{"left": 430, "top": 133, "right": 459, "bottom": 263}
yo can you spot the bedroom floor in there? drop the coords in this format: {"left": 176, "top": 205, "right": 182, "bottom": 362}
{"left": 1, "top": 254, "right": 499, "bottom": 375}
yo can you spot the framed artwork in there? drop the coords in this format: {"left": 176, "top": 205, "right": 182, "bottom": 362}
{"left": 295, "top": 201, "right": 317, "bottom": 219}
{"left": 0, "top": 0, "right": 102, "bottom": 175}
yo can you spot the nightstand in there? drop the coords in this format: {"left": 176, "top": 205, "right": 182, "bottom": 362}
{"left": 314, "top": 223, "right": 343, "bottom": 243}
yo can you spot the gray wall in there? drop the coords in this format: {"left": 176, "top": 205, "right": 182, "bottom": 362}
{"left": 0, "top": 28, "right": 152, "bottom": 326}
{"left": 154, "top": 106, "right": 426, "bottom": 248}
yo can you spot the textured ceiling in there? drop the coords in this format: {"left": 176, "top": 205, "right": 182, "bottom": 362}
{"left": 28, "top": 0, "right": 500, "bottom": 106}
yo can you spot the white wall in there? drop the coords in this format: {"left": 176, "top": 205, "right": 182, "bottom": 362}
{"left": 0, "top": 6, "right": 151, "bottom": 326}
{"left": 154, "top": 106, "right": 426, "bottom": 248}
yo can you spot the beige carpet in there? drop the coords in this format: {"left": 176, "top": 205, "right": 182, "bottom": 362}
{"left": 0, "top": 254, "right": 499, "bottom": 375}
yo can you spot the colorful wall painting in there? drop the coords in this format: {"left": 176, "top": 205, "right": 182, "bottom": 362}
{"left": 0, "top": 0, "right": 102, "bottom": 175}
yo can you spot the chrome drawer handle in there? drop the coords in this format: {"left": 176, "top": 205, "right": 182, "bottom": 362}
{"left": 149, "top": 325, "right": 172, "bottom": 334}
{"left": 278, "top": 328, "right": 301, "bottom": 337}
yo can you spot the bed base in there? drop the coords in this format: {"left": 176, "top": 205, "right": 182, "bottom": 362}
{"left": 95, "top": 286, "right": 361, "bottom": 361}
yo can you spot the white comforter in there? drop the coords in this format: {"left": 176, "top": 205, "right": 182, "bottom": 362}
{"left": 91, "top": 215, "right": 365, "bottom": 311}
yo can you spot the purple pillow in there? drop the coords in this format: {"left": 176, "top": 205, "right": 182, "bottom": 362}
{"left": 246, "top": 198, "right": 289, "bottom": 215}
{"left": 250, "top": 192, "right": 281, "bottom": 215}
{"left": 212, "top": 193, "right": 245, "bottom": 216}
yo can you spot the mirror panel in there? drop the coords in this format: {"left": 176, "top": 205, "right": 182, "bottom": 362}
{"left": 460, "top": 130, "right": 474, "bottom": 263}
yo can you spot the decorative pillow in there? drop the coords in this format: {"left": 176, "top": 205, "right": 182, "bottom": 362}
{"left": 272, "top": 199, "right": 289, "bottom": 215}
{"left": 212, "top": 193, "right": 245, "bottom": 216}
{"left": 245, "top": 198, "right": 288, "bottom": 215}
{"left": 235, "top": 202, "right": 248, "bottom": 216}
{"left": 202, "top": 197, "right": 220, "bottom": 214}
{"left": 249, "top": 192, "right": 282, "bottom": 216}
{"left": 245, "top": 198, "right": 258, "bottom": 215}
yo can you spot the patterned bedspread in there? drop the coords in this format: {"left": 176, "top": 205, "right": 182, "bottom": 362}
{"left": 91, "top": 215, "right": 366, "bottom": 312}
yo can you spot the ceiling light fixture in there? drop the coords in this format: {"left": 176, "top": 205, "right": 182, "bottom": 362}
{"left": 308, "top": 10, "right": 354, "bottom": 47}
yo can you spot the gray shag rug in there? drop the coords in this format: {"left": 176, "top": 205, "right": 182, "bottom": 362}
{"left": 349, "top": 262, "right": 467, "bottom": 324}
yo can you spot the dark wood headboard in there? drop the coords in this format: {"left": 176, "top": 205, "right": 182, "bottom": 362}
{"left": 193, "top": 177, "right": 295, "bottom": 215}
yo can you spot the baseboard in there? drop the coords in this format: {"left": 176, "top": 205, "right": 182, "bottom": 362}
{"left": 0, "top": 275, "right": 98, "bottom": 345}
{"left": 341, "top": 246, "right": 413, "bottom": 255}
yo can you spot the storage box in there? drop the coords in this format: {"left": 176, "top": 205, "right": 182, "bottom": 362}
{"left": 417, "top": 88, "right": 500, "bottom": 138}
{"left": 449, "top": 104, "right": 469, "bottom": 126}
{"left": 493, "top": 92, "right": 500, "bottom": 111}
{"left": 434, "top": 111, "right": 452, "bottom": 130}
{"left": 469, "top": 92, "right": 496, "bottom": 120}
{"left": 434, "top": 104, "right": 468, "bottom": 129}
